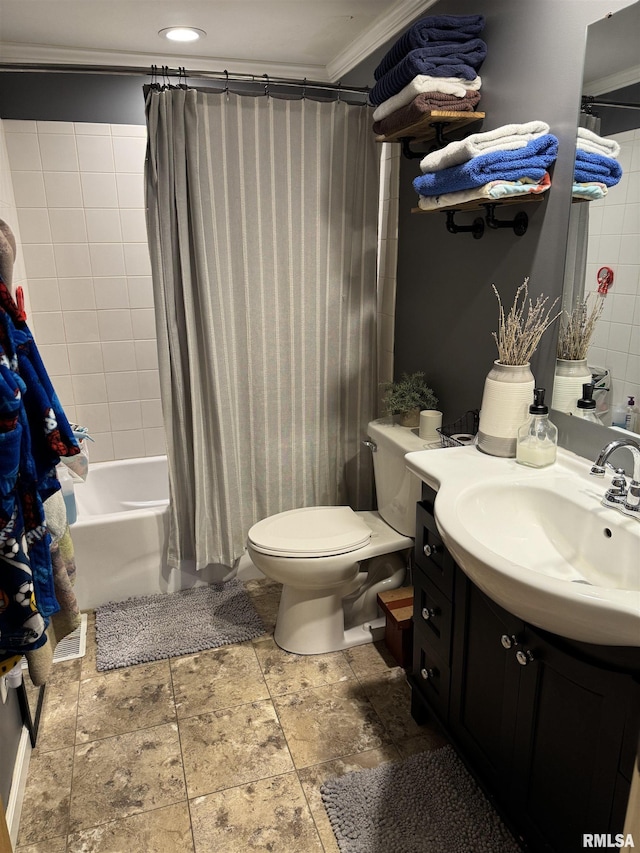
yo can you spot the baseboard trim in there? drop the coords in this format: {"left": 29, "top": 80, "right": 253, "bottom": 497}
{"left": 6, "top": 725, "right": 31, "bottom": 848}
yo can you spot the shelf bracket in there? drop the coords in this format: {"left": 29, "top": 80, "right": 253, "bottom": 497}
{"left": 429, "top": 121, "right": 451, "bottom": 149}
{"left": 444, "top": 210, "right": 485, "bottom": 239}
{"left": 399, "top": 137, "right": 427, "bottom": 160}
{"left": 482, "top": 204, "right": 529, "bottom": 236}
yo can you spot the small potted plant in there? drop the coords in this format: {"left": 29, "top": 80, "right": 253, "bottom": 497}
{"left": 382, "top": 372, "right": 438, "bottom": 427}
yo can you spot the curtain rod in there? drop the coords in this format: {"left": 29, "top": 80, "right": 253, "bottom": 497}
{"left": 0, "top": 62, "right": 370, "bottom": 97}
{"left": 582, "top": 96, "right": 640, "bottom": 111}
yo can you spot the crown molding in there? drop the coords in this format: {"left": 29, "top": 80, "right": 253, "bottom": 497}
{"left": 327, "top": 0, "right": 437, "bottom": 82}
{"left": 582, "top": 64, "right": 640, "bottom": 96}
{"left": 0, "top": 42, "right": 329, "bottom": 82}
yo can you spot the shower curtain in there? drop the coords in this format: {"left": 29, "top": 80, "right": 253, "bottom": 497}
{"left": 144, "top": 86, "right": 380, "bottom": 573}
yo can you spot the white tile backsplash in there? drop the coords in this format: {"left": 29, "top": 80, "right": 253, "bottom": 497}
{"left": 5, "top": 119, "right": 162, "bottom": 460}
{"left": 81, "top": 172, "right": 118, "bottom": 208}
{"left": 44, "top": 171, "right": 83, "bottom": 207}
{"left": 85, "top": 208, "right": 122, "bottom": 243}
{"left": 76, "top": 135, "right": 115, "bottom": 173}
{"left": 38, "top": 134, "right": 79, "bottom": 172}
{"left": 89, "top": 242, "right": 125, "bottom": 276}
{"left": 49, "top": 208, "right": 88, "bottom": 243}
{"left": 587, "top": 130, "right": 640, "bottom": 415}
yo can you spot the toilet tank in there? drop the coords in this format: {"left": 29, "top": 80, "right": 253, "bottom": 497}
{"left": 367, "top": 419, "right": 432, "bottom": 537}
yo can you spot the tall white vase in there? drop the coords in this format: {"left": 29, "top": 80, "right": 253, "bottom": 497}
{"left": 550, "top": 358, "right": 592, "bottom": 415}
{"left": 477, "top": 361, "right": 535, "bottom": 457}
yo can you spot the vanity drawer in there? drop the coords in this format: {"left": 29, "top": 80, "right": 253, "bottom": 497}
{"left": 415, "top": 501, "right": 455, "bottom": 600}
{"left": 413, "top": 639, "right": 450, "bottom": 724}
{"left": 413, "top": 569, "right": 452, "bottom": 664}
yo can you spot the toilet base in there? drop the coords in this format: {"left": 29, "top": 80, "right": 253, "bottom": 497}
{"left": 273, "top": 584, "right": 388, "bottom": 655}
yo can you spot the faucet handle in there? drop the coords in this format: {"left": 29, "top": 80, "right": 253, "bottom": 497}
{"left": 590, "top": 461, "right": 618, "bottom": 477}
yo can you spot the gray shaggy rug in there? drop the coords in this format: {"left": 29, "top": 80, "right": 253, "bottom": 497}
{"left": 321, "top": 744, "right": 523, "bottom": 853}
{"left": 95, "top": 580, "right": 266, "bottom": 671}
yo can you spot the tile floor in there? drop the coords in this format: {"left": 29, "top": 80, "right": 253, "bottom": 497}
{"left": 15, "top": 578, "right": 447, "bottom": 852}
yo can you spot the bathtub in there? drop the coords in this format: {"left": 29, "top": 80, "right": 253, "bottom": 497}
{"left": 71, "top": 455, "right": 262, "bottom": 610}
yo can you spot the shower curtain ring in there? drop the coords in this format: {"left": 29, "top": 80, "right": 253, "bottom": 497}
{"left": 302, "top": 78, "right": 307, "bottom": 100}
{"left": 224, "top": 69, "right": 229, "bottom": 96}
{"left": 263, "top": 74, "right": 270, "bottom": 97}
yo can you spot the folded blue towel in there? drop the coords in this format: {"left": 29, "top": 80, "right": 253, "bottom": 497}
{"left": 413, "top": 135, "right": 559, "bottom": 197}
{"left": 574, "top": 149, "right": 623, "bottom": 187}
{"left": 375, "top": 15, "right": 485, "bottom": 80}
{"left": 370, "top": 42, "right": 487, "bottom": 105}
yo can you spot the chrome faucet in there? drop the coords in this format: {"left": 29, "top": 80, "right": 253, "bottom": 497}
{"left": 590, "top": 438, "right": 640, "bottom": 519}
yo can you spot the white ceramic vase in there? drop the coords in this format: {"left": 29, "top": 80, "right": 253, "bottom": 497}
{"left": 550, "top": 358, "right": 592, "bottom": 415}
{"left": 477, "top": 361, "right": 535, "bottom": 457}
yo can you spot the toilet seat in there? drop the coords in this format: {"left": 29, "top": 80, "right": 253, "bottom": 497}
{"left": 247, "top": 506, "right": 371, "bottom": 558}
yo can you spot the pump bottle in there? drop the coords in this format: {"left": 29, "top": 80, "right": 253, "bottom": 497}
{"left": 574, "top": 382, "right": 601, "bottom": 424}
{"left": 516, "top": 388, "right": 558, "bottom": 468}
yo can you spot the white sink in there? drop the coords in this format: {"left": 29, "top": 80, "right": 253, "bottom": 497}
{"left": 405, "top": 446, "right": 640, "bottom": 647}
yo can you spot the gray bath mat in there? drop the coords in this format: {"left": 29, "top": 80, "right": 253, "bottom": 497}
{"left": 95, "top": 580, "right": 266, "bottom": 671}
{"left": 321, "top": 744, "right": 523, "bottom": 853}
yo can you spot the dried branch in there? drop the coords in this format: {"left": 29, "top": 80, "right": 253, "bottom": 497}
{"left": 556, "top": 293, "right": 605, "bottom": 360}
{"left": 491, "top": 278, "right": 561, "bottom": 366}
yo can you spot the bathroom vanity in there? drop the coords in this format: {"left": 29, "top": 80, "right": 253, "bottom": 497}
{"left": 406, "top": 450, "right": 640, "bottom": 853}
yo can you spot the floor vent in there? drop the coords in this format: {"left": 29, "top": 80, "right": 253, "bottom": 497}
{"left": 21, "top": 612, "right": 88, "bottom": 667}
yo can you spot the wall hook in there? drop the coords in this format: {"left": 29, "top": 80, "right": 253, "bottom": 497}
{"left": 483, "top": 204, "right": 528, "bottom": 236}
{"left": 444, "top": 210, "right": 484, "bottom": 239}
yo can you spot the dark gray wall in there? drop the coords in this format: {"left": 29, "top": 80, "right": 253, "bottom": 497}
{"left": 0, "top": 72, "right": 147, "bottom": 124}
{"left": 390, "top": 0, "right": 628, "bottom": 425}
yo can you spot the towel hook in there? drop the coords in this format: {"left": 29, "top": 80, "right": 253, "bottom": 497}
{"left": 482, "top": 204, "right": 529, "bottom": 236}
{"left": 443, "top": 210, "right": 485, "bottom": 239}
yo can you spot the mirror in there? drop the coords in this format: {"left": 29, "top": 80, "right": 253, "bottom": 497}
{"left": 557, "top": 1, "right": 640, "bottom": 436}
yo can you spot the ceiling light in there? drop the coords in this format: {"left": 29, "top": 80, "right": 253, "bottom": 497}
{"left": 159, "top": 27, "right": 206, "bottom": 43}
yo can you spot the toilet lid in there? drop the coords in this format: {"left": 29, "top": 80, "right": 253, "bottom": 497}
{"left": 247, "top": 506, "right": 371, "bottom": 557}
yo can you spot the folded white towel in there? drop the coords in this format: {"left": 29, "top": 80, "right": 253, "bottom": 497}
{"left": 419, "top": 121, "right": 550, "bottom": 173}
{"left": 372, "top": 74, "right": 482, "bottom": 122}
{"left": 577, "top": 126, "right": 621, "bottom": 159}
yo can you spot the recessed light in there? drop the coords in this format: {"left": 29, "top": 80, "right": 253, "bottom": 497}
{"left": 159, "top": 27, "right": 206, "bottom": 43}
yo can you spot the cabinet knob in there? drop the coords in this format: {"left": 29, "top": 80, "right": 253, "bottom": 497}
{"left": 515, "top": 649, "right": 535, "bottom": 666}
{"left": 420, "top": 667, "right": 435, "bottom": 680}
{"left": 500, "top": 634, "right": 513, "bottom": 649}
{"left": 421, "top": 607, "right": 435, "bottom": 622}
{"left": 423, "top": 543, "right": 441, "bottom": 558}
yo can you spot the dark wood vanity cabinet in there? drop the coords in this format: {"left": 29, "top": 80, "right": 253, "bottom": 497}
{"left": 410, "top": 486, "right": 640, "bottom": 853}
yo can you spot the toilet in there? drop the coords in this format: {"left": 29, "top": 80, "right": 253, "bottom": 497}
{"left": 247, "top": 419, "right": 428, "bottom": 654}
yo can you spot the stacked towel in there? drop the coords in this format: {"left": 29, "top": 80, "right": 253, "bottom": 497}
{"left": 370, "top": 40, "right": 487, "bottom": 106}
{"left": 375, "top": 15, "right": 485, "bottom": 79}
{"left": 373, "top": 91, "right": 482, "bottom": 136}
{"left": 417, "top": 172, "right": 551, "bottom": 211}
{"left": 372, "top": 74, "right": 482, "bottom": 123}
{"left": 369, "top": 14, "right": 486, "bottom": 127}
{"left": 418, "top": 121, "right": 550, "bottom": 172}
{"left": 573, "top": 129, "right": 622, "bottom": 198}
{"left": 413, "top": 133, "right": 558, "bottom": 198}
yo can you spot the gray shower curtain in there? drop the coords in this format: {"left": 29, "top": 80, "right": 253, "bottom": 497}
{"left": 144, "top": 87, "right": 380, "bottom": 572}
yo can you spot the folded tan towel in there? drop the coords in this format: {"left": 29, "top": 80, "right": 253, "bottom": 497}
{"left": 373, "top": 90, "right": 482, "bottom": 137}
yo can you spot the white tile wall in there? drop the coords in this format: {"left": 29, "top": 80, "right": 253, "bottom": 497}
{"left": 2, "top": 119, "right": 164, "bottom": 462}
{"left": 586, "top": 128, "right": 640, "bottom": 419}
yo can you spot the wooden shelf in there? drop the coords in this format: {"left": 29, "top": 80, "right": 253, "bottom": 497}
{"left": 375, "top": 110, "right": 485, "bottom": 144}
{"left": 411, "top": 193, "right": 546, "bottom": 214}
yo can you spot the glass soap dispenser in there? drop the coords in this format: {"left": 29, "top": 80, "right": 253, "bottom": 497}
{"left": 574, "top": 382, "right": 601, "bottom": 424}
{"left": 516, "top": 387, "right": 557, "bottom": 468}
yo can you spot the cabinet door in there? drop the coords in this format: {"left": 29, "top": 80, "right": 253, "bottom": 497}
{"left": 512, "top": 626, "right": 637, "bottom": 852}
{"left": 449, "top": 572, "right": 524, "bottom": 800}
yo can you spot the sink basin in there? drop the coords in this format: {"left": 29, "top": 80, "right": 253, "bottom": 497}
{"left": 405, "top": 446, "right": 640, "bottom": 647}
